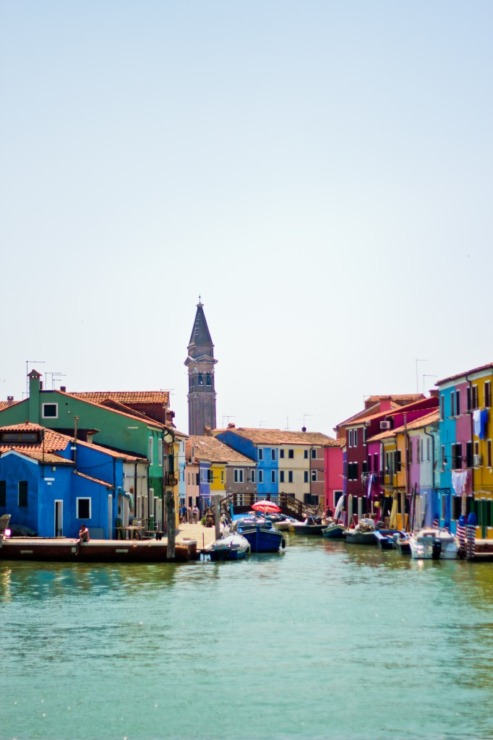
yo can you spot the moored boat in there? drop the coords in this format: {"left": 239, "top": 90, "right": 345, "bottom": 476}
{"left": 208, "top": 533, "right": 250, "bottom": 561}
{"left": 235, "top": 518, "right": 285, "bottom": 553}
{"left": 322, "top": 522, "right": 346, "bottom": 539}
{"left": 409, "top": 528, "right": 459, "bottom": 560}
{"left": 289, "top": 516, "right": 325, "bottom": 535}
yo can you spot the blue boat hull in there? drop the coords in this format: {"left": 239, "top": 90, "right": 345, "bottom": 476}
{"left": 238, "top": 526, "right": 284, "bottom": 553}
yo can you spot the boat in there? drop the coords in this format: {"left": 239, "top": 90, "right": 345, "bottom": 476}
{"left": 344, "top": 519, "right": 402, "bottom": 546}
{"left": 393, "top": 532, "right": 412, "bottom": 555}
{"left": 235, "top": 517, "right": 285, "bottom": 553}
{"left": 409, "top": 528, "right": 459, "bottom": 560}
{"left": 208, "top": 533, "right": 250, "bottom": 561}
{"left": 322, "top": 522, "right": 346, "bottom": 539}
{"left": 289, "top": 516, "right": 326, "bottom": 535}
{"left": 272, "top": 515, "right": 299, "bottom": 531}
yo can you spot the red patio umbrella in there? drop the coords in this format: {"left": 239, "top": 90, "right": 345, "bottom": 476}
{"left": 251, "top": 500, "right": 281, "bottom": 514}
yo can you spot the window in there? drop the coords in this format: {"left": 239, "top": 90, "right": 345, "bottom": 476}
{"left": 0, "top": 480, "right": 6, "bottom": 507}
{"left": 441, "top": 445, "right": 446, "bottom": 470}
{"left": 158, "top": 439, "right": 163, "bottom": 467}
{"left": 362, "top": 460, "right": 368, "bottom": 474}
{"left": 288, "top": 449, "right": 294, "bottom": 459}
{"left": 288, "top": 471, "right": 293, "bottom": 483}
{"left": 427, "top": 437, "right": 431, "bottom": 461}
{"left": 311, "top": 449, "right": 316, "bottom": 459}
{"left": 42, "top": 403, "right": 58, "bottom": 419}
{"left": 234, "top": 469, "right": 244, "bottom": 484}
{"left": 18, "top": 481, "right": 28, "bottom": 507}
{"left": 258, "top": 449, "right": 263, "bottom": 461}
{"left": 250, "top": 470, "right": 256, "bottom": 483}
{"left": 485, "top": 382, "right": 492, "bottom": 408}
{"left": 472, "top": 385, "right": 479, "bottom": 410}
{"left": 258, "top": 470, "right": 263, "bottom": 484}
{"left": 271, "top": 449, "right": 276, "bottom": 461}
{"left": 77, "top": 497, "right": 91, "bottom": 518}
{"left": 409, "top": 440, "right": 413, "bottom": 464}
{"left": 206, "top": 373, "right": 211, "bottom": 386}
{"left": 452, "top": 443, "right": 462, "bottom": 469}
{"left": 304, "top": 450, "right": 308, "bottom": 459}
{"left": 304, "top": 471, "right": 309, "bottom": 483}
{"left": 311, "top": 470, "right": 317, "bottom": 482}
{"left": 451, "top": 392, "right": 456, "bottom": 417}
{"left": 280, "top": 449, "right": 285, "bottom": 459}
{"left": 466, "top": 441, "right": 473, "bottom": 468}
{"left": 455, "top": 389, "right": 461, "bottom": 415}
{"left": 198, "top": 373, "right": 203, "bottom": 385}
{"left": 271, "top": 470, "right": 276, "bottom": 483}
{"left": 280, "top": 471, "right": 285, "bottom": 483}
{"left": 148, "top": 437, "right": 154, "bottom": 465}
{"left": 440, "top": 395, "right": 444, "bottom": 420}
{"left": 348, "top": 430, "right": 353, "bottom": 448}
{"left": 488, "top": 440, "right": 492, "bottom": 468}
{"left": 354, "top": 429, "right": 358, "bottom": 446}
{"left": 347, "top": 462, "right": 358, "bottom": 481}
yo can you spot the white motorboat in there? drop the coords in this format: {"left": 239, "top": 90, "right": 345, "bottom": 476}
{"left": 208, "top": 533, "right": 251, "bottom": 561}
{"left": 409, "top": 528, "right": 459, "bottom": 560}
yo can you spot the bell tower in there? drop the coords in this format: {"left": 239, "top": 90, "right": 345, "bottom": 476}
{"left": 185, "top": 299, "right": 217, "bottom": 435}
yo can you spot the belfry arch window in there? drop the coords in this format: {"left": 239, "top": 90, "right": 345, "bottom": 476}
{"left": 198, "top": 373, "right": 204, "bottom": 385}
{"left": 206, "top": 373, "right": 211, "bottom": 386}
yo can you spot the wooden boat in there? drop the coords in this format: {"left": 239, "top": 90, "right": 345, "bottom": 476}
{"left": 409, "top": 528, "right": 459, "bottom": 560}
{"left": 0, "top": 537, "right": 198, "bottom": 563}
{"left": 344, "top": 519, "right": 402, "bottom": 547}
{"left": 208, "top": 533, "right": 250, "bottom": 561}
{"left": 235, "top": 518, "right": 285, "bottom": 553}
{"left": 289, "top": 516, "right": 326, "bottom": 535}
{"left": 322, "top": 522, "right": 346, "bottom": 539}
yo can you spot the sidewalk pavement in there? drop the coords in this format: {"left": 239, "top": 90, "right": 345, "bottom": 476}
{"left": 175, "top": 521, "right": 217, "bottom": 550}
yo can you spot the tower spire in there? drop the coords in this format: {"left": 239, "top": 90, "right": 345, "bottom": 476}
{"left": 185, "top": 300, "right": 217, "bottom": 435}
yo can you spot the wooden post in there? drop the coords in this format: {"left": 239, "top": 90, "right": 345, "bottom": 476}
{"left": 213, "top": 494, "right": 221, "bottom": 541}
{"left": 166, "top": 489, "right": 176, "bottom": 561}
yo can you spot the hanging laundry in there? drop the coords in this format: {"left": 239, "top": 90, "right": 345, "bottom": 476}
{"left": 452, "top": 469, "right": 468, "bottom": 496}
{"left": 473, "top": 409, "right": 481, "bottom": 437}
{"left": 480, "top": 408, "right": 489, "bottom": 440}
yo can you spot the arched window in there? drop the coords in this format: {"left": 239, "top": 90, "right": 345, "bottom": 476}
{"left": 206, "top": 373, "right": 211, "bottom": 386}
{"left": 198, "top": 373, "right": 203, "bottom": 385}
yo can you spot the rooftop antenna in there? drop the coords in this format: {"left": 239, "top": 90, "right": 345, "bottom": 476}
{"left": 302, "top": 414, "right": 313, "bottom": 429}
{"left": 45, "top": 372, "right": 66, "bottom": 390}
{"left": 422, "top": 374, "right": 438, "bottom": 393}
{"left": 415, "top": 359, "right": 428, "bottom": 393}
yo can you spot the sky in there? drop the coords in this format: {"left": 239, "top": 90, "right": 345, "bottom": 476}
{"left": 1, "top": 0, "right": 493, "bottom": 437}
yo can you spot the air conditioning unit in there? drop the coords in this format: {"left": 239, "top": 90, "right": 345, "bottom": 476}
{"left": 380, "top": 420, "right": 391, "bottom": 430}
{"left": 473, "top": 454, "right": 482, "bottom": 467}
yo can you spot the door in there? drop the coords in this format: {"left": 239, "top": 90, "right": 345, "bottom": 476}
{"left": 54, "top": 500, "right": 63, "bottom": 537}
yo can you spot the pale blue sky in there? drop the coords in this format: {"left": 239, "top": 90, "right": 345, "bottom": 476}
{"left": 1, "top": 1, "right": 492, "bottom": 435}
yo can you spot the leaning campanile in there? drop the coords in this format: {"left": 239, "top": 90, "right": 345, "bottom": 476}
{"left": 185, "top": 299, "right": 217, "bottom": 435}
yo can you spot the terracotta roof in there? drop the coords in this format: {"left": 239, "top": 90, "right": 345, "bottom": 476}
{"left": 71, "top": 391, "right": 170, "bottom": 405}
{"left": 73, "top": 470, "right": 113, "bottom": 487}
{"left": 336, "top": 394, "right": 426, "bottom": 429}
{"left": 437, "top": 362, "right": 493, "bottom": 385}
{"left": 57, "top": 391, "right": 165, "bottom": 428}
{"left": 0, "top": 422, "right": 71, "bottom": 453}
{"left": 0, "top": 448, "right": 73, "bottom": 464}
{"left": 187, "top": 436, "right": 254, "bottom": 464}
{"left": 220, "top": 427, "right": 339, "bottom": 447}
{"left": 368, "top": 410, "right": 440, "bottom": 442}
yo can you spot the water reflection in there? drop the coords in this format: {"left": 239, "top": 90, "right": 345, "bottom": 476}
{"left": 0, "top": 561, "right": 179, "bottom": 602}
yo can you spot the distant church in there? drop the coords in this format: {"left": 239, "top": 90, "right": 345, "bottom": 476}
{"left": 185, "top": 299, "right": 217, "bottom": 435}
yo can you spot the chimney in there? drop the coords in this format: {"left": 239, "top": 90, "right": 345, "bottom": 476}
{"left": 60, "top": 386, "right": 66, "bottom": 392}
{"left": 7, "top": 396, "right": 14, "bottom": 406}
{"left": 227, "top": 422, "right": 236, "bottom": 429}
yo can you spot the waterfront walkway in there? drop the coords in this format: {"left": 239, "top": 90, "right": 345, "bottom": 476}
{"left": 175, "top": 521, "right": 217, "bottom": 551}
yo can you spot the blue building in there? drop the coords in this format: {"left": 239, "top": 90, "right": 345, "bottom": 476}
{"left": 0, "top": 423, "right": 144, "bottom": 538}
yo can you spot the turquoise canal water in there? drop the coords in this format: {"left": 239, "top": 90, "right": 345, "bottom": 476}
{"left": 2, "top": 536, "right": 493, "bottom": 740}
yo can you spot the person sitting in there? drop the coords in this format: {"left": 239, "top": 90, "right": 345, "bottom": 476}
{"left": 79, "top": 524, "right": 90, "bottom": 543}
